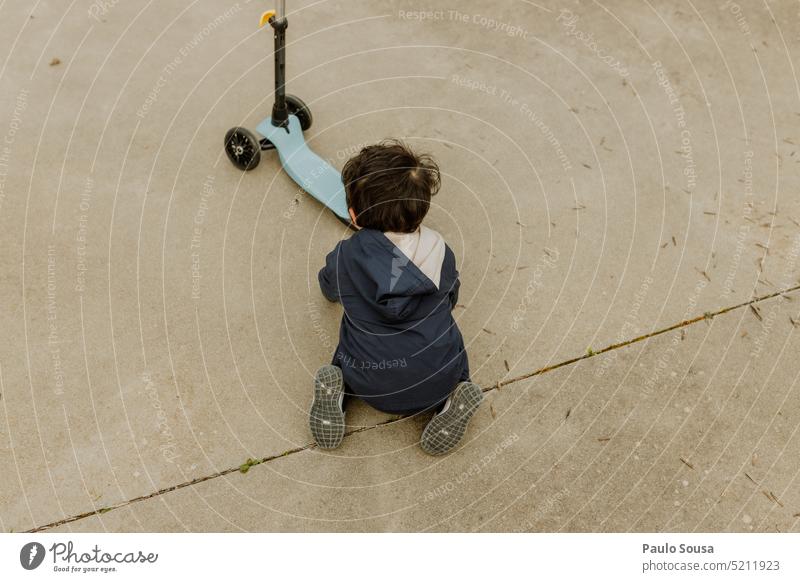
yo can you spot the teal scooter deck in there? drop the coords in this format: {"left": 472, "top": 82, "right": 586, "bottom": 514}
{"left": 256, "top": 115, "right": 349, "bottom": 223}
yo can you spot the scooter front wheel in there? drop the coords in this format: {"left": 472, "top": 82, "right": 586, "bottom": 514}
{"left": 224, "top": 126, "right": 261, "bottom": 170}
{"left": 286, "top": 94, "right": 313, "bottom": 131}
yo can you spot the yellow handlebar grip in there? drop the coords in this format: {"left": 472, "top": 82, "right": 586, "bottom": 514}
{"left": 259, "top": 10, "right": 275, "bottom": 27}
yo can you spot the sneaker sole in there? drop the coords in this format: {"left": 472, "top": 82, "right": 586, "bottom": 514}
{"left": 420, "top": 382, "right": 483, "bottom": 455}
{"left": 309, "top": 365, "right": 346, "bottom": 449}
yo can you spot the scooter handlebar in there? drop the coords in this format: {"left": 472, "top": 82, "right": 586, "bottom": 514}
{"left": 259, "top": 10, "right": 276, "bottom": 27}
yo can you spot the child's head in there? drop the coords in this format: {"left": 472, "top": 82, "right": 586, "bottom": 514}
{"left": 342, "top": 139, "right": 441, "bottom": 233}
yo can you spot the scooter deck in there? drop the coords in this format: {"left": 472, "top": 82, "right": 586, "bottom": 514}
{"left": 256, "top": 115, "right": 349, "bottom": 222}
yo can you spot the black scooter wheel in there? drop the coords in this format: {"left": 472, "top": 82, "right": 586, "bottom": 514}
{"left": 224, "top": 126, "right": 261, "bottom": 171}
{"left": 286, "top": 94, "right": 313, "bottom": 131}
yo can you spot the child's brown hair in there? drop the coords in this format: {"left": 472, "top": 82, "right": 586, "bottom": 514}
{"left": 342, "top": 139, "right": 441, "bottom": 233}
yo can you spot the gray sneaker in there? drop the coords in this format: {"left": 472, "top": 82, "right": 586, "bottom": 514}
{"left": 309, "top": 365, "right": 346, "bottom": 449}
{"left": 420, "top": 382, "right": 483, "bottom": 455}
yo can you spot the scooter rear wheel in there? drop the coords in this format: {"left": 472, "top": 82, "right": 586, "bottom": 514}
{"left": 286, "top": 94, "right": 313, "bottom": 131}
{"left": 224, "top": 126, "right": 261, "bottom": 171}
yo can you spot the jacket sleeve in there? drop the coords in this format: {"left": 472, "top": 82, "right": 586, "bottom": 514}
{"left": 446, "top": 246, "right": 460, "bottom": 310}
{"left": 318, "top": 241, "right": 343, "bottom": 302}
{"left": 449, "top": 271, "right": 460, "bottom": 310}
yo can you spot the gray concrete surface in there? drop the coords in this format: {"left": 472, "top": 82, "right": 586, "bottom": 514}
{"left": 1, "top": 0, "right": 799, "bottom": 532}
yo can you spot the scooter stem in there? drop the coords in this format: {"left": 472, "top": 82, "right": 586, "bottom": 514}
{"left": 269, "top": 3, "right": 289, "bottom": 127}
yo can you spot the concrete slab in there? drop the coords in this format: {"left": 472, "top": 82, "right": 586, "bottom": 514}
{"left": 47, "top": 290, "right": 800, "bottom": 532}
{"left": 0, "top": 0, "right": 799, "bottom": 532}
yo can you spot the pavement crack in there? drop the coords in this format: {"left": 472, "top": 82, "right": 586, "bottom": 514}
{"left": 26, "top": 418, "right": 401, "bottom": 533}
{"left": 491, "top": 284, "right": 800, "bottom": 390}
{"left": 26, "top": 284, "right": 799, "bottom": 533}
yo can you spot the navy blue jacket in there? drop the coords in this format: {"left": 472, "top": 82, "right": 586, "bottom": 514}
{"left": 318, "top": 228, "right": 470, "bottom": 413}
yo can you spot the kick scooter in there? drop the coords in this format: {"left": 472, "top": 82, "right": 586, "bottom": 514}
{"left": 224, "top": 1, "right": 351, "bottom": 226}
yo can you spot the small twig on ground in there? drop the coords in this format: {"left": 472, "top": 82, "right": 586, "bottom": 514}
{"left": 763, "top": 490, "right": 783, "bottom": 507}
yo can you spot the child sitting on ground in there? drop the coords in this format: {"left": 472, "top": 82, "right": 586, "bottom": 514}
{"left": 310, "top": 140, "right": 482, "bottom": 455}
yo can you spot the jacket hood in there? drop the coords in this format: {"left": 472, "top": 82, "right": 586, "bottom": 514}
{"left": 347, "top": 228, "right": 442, "bottom": 321}
{"left": 384, "top": 225, "right": 446, "bottom": 289}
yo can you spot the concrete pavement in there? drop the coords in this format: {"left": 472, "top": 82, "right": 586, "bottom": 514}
{"left": 0, "top": 0, "right": 799, "bottom": 532}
